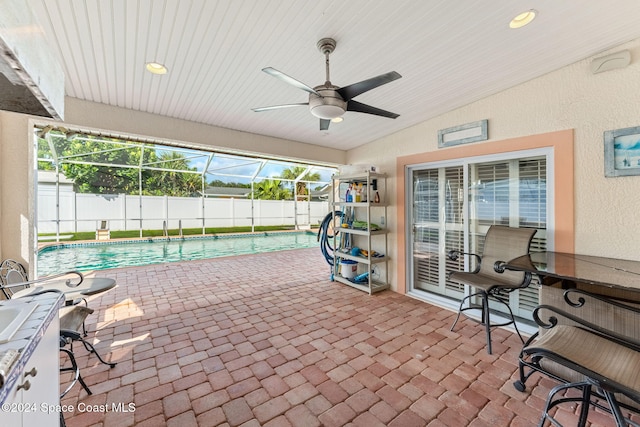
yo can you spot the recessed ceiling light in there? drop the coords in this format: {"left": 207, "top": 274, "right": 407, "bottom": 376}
{"left": 146, "top": 62, "right": 168, "bottom": 75}
{"left": 509, "top": 10, "right": 537, "bottom": 29}
{"left": 331, "top": 117, "right": 343, "bottom": 123}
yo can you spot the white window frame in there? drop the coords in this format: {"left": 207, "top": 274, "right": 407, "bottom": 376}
{"left": 405, "top": 147, "right": 554, "bottom": 333}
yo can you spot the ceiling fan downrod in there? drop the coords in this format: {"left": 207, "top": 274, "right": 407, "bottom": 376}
{"left": 317, "top": 38, "right": 336, "bottom": 85}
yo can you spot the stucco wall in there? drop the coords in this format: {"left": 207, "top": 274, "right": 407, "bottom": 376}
{"left": 0, "top": 112, "right": 35, "bottom": 266}
{"left": 347, "top": 38, "right": 640, "bottom": 291}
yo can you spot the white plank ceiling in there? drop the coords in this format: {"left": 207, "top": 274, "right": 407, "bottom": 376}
{"left": 26, "top": 0, "right": 640, "bottom": 150}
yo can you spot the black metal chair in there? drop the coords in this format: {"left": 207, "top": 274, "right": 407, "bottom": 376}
{"left": 56, "top": 304, "right": 116, "bottom": 427}
{"left": 514, "top": 289, "right": 640, "bottom": 427}
{"left": 447, "top": 225, "right": 536, "bottom": 354}
{"left": 0, "top": 259, "right": 29, "bottom": 299}
{"left": 59, "top": 304, "right": 116, "bottom": 368}
{"left": 0, "top": 258, "right": 88, "bottom": 333}
{"left": 0, "top": 259, "right": 84, "bottom": 300}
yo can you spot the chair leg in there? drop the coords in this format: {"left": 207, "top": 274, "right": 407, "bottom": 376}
{"left": 60, "top": 348, "right": 92, "bottom": 398}
{"left": 450, "top": 295, "right": 471, "bottom": 332}
{"left": 602, "top": 389, "right": 629, "bottom": 427}
{"left": 450, "top": 291, "right": 496, "bottom": 354}
{"left": 482, "top": 293, "right": 492, "bottom": 355}
{"left": 539, "top": 382, "right": 574, "bottom": 427}
{"left": 491, "top": 291, "right": 525, "bottom": 344}
{"left": 79, "top": 298, "right": 90, "bottom": 336}
{"left": 577, "top": 383, "right": 592, "bottom": 427}
{"left": 450, "top": 289, "right": 526, "bottom": 355}
{"left": 79, "top": 337, "right": 117, "bottom": 368}
{"left": 539, "top": 381, "right": 593, "bottom": 427}
{"left": 66, "top": 332, "right": 117, "bottom": 368}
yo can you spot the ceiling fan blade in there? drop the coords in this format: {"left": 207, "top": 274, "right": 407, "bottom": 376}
{"left": 262, "top": 67, "right": 320, "bottom": 96}
{"left": 320, "top": 119, "right": 330, "bottom": 131}
{"left": 252, "top": 103, "right": 308, "bottom": 112}
{"left": 347, "top": 100, "right": 399, "bottom": 119}
{"left": 337, "top": 71, "right": 402, "bottom": 101}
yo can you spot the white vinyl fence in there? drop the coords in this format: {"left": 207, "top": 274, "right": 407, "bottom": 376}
{"left": 38, "top": 189, "right": 329, "bottom": 235}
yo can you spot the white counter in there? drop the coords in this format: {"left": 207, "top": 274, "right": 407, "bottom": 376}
{"left": 0, "top": 291, "right": 63, "bottom": 405}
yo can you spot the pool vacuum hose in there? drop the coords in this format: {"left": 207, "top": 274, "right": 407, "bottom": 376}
{"left": 317, "top": 211, "right": 344, "bottom": 268}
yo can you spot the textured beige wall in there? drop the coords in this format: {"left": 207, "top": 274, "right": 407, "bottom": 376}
{"left": 0, "top": 111, "right": 35, "bottom": 267}
{"left": 348, "top": 38, "right": 640, "bottom": 292}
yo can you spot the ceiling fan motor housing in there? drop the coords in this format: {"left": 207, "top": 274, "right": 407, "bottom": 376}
{"left": 309, "top": 86, "right": 346, "bottom": 119}
{"left": 317, "top": 38, "right": 337, "bottom": 55}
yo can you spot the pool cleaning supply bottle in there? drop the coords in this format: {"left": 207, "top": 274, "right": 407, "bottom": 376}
{"left": 353, "top": 271, "right": 369, "bottom": 282}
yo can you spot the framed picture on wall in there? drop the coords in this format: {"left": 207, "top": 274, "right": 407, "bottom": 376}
{"left": 604, "top": 126, "right": 640, "bottom": 177}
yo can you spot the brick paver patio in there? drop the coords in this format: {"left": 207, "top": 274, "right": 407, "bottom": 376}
{"left": 59, "top": 247, "right": 624, "bottom": 426}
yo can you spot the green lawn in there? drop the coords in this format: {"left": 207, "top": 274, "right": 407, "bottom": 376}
{"left": 38, "top": 225, "right": 300, "bottom": 242}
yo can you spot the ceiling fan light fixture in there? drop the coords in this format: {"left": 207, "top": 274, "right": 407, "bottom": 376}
{"left": 310, "top": 104, "right": 344, "bottom": 120}
{"left": 509, "top": 10, "right": 537, "bottom": 29}
{"left": 146, "top": 61, "right": 168, "bottom": 75}
{"left": 309, "top": 89, "right": 347, "bottom": 119}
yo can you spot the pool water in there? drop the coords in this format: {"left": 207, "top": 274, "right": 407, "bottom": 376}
{"left": 37, "top": 232, "right": 319, "bottom": 275}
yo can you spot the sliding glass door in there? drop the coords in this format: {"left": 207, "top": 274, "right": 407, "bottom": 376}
{"left": 411, "top": 165, "right": 465, "bottom": 300}
{"left": 408, "top": 150, "right": 551, "bottom": 319}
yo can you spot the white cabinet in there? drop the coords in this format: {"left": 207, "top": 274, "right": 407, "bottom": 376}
{"left": 2, "top": 382, "right": 22, "bottom": 425}
{"left": 1, "top": 312, "right": 60, "bottom": 426}
{"left": 331, "top": 172, "right": 389, "bottom": 294}
{"left": 22, "top": 314, "right": 60, "bottom": 425}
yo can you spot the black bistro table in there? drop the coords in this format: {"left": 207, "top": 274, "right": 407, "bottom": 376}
{"left": 504, "top": 251, "right": 640, "bottom": 294}
{"left": 503, "top": 251, "right": 640, "bottom": 356}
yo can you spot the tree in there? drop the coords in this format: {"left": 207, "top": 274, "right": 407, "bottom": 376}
{"left": 208, "top": 179, "right": 251, "bottom": 188}
{"left": 143, "top": 151, "right": 202, "bottom": 197}
{"left": 56, "top": 137, "right": 151, "bottom": 194}
{"left": 252, "top": 179, "right": 291, "bottom": 200}
{"left": 279, "top": 166, "right": 321, "bottom": 200}
{"left": 38, "top": 134, "right": 202, "bottom": 196}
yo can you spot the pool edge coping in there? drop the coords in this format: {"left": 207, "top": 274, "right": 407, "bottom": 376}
{"left": 38, "top": 229, "right": 320, "bottom": 253}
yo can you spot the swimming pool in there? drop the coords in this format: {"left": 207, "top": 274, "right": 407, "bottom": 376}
{"left": 37, "top": 232, "right": 319, "bottom": 275}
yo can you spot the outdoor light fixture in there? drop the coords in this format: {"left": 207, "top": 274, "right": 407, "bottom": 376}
{"left": 145, "top": 62, "right": 168, "bottom": 75}
{"left": 309, "top": 100, "right": 346, "bottom": 120}
{"left": 509, "top": 10, "right": 537, "bottom": 29}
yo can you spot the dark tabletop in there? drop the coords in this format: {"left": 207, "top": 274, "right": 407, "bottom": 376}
{"left": 505, "top": 252, "right": 640, "bottom": 292}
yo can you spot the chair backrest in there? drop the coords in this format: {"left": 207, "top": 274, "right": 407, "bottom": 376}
{"left": 59, "top": 305, "right": 94, "bottom": 332}
{"left": 478, "top": 225, "right": 536, "bottom": 286}
{"left": 0, "top": 259, "right": 29, "bottom": 299}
